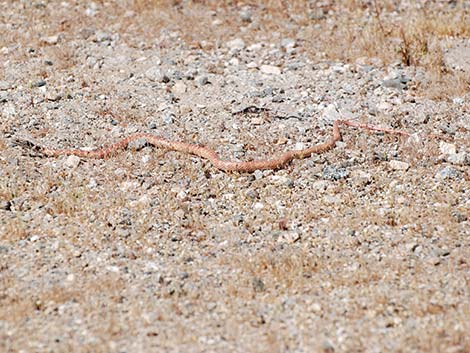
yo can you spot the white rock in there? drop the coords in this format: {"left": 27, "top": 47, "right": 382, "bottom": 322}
{"left": 246, "top": 62, "right": 258, "bottom": 69}
{"left": 226, "top": 38, "right": 245, "bottom": 50}
{"left": 260, "top": 65, "right": 281, "bottom": 75}
{"left": 40, "top": 35, "right": 59, "bottom": 45}
{"left": 172, "top": 81, "right": 187, "bottom": 95}
{"left": 447, "top": 152, "right": 469, "bottom": 165}
{"left": 253, "top": 202, "right": 264, "bottom": 210}
{"left": 321, "top": 104, "right": 341, "bottom": 122}
{"left": 64, "top": 155, "right": 80, "bottom": 169}
{"left": 389, "top": 160, "right": 410, "bottom": 171}
{"left": 439, "top": 141, "right": 457, "bottom": 155}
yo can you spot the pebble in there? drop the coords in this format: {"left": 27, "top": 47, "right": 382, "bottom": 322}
{"left": 435, "top": 166, "right": 460, "bottom": 180}
{"left": 321, "top": 104, "right": 341, "bottom": 122}
{"left": 145, "top": 67, "right": 168, "bottom": 82}
{"left": 447, "top": 152, "right": 469, "bottom": 165}
{"left": 281, "top": 38, "right": 296, "bottom": 49}
{"left": 260, "top": 65, "right": 281, "bottom": 75}
{"left": 64, "top": 155, "right": 80, "bottom": 169}
{"left": 226, "top": 38, "right": 245, "bottom": 50}
{"left": 40, "top": 35, "right": 59, "bottom": 45}
{"left": 195, "top": 75, "right": 209, "bottom": 86}
{"left": 389, "top": 160, "right": 410, "bottom": 171}
{"left": 253, "top": 202, "right": 264, "bottom": 210}
{"left": 0, "top": 200, "right": 11, "bottom": 211}
{"left": 323, "top": 166, "right": 349, "bottom": 180}
{"left": 0, "top": 81, "right": 11, "bottom": 90}
{"left": 239, "top": 8, "right": 252, "bottom": 22}
{"left": 439, "top": 141, "right": 456, "bottom": 155}
{"left": 32, "top": 80, "right": 46, "bottom": 88}
{"left": 172, "top": 81, "right": 187, "bottom": 95}
{"left": 95, "top": 30, "right": 111, "bottom": 42}
{"left": 163, "top": 111, "right": 175, "bottom": 124}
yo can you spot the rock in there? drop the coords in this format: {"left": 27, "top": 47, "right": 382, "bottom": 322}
{"left": 435, "top": 166, "right": 460, "bottom": 180}
{"left": 239, "top": 8, "right": 252, "bottom": 22}
{"left": 323, "top": 166, "right": 349, "bottom": 180}
{"left": 195, "top": 75, "right": 209, "bottom": 86}
{"left": 253, "top": 202, "right": 264, "bottom": 210}
{"left": 163, "top": 111, "right": 175, "bottom": 124}
{"left": 439, "top": 141, "right": 457, "bottom": 155}
{"left": 226, "top": 38, "right": 245, "bottom": 50}
{"left": 321, "top": 104, "right": 341, "bottom": 122}
{"left": 281, "top": 38, "right": 296, "bottom": 49}
{"left": 32, "top": 80, "right": 46, "bottom": 88}
{"left": 389, "top": 160, "right": 410, "bottom": 171}
{"left": 382, "top": 78, "right": 406, "bottom": 90}
{"left": 145, "top": 67, "right": 169, "bottom": 82}
{"left": 447, "top": 152, "right": 469, "bottom": 165}
{"left": 64, "top": 155, "right": 80, "bottom": 169}
{"left": 40, "top": 35, "right": 59, "bottom": 45}
{"left": 95, "top": 30, "right": 111, "bottom": 42}
{"left": 172, "top": 81, "right": 187, "bottom": 95}
{"left": 0, "top": 81, "right": 11, "bottom": 90}
{"left": 0, "top": 200, "right": 11, "bottom": 211}
{"left": 246, "top": 62, "right": 258, "bottom": 69}
{"left": 260, "top": 65, "right": 281, "bottom": 75}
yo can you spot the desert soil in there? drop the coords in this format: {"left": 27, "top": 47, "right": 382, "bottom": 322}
{"left": 0, "top": 1, "right": 469, "bottom": 352}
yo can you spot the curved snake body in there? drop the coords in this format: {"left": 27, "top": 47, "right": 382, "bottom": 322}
{"left": 15, "top": 120, "right": 410, "bottom": 172}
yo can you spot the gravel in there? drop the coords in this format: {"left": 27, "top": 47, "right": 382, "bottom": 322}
{"left": 0, "top": 1, "right": 469, "bottom": 353}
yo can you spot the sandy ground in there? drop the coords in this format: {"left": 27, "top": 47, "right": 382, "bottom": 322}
{"left": 1, "top": 1, "right": 469, "bottom": 352}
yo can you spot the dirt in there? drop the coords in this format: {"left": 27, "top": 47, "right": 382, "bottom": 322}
{"left": 0, "top": 1, "right": 469, "bottom": 352}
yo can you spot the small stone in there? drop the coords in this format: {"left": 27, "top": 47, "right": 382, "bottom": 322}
{"left": 0, "top": 200, "right": 11, "bottom": 211}
{"left": 0, "top": 81, "right": 11, "bottom": 90}
{"left": 145, "top": 67, "right": 167, "bottom": 82}
{"left": 321, "top": 104, "right": 341, "bottom": 122}
{"left": 95, "top": 30, "right": 111, "bottom": 42}
{"left": 40, "top": 35, "right": 59, "bottom": 45}
{"left": 172, "top": 81, "right": 187, "bottom": 95}
{"left": 226, "top": 38, "right": 245, "bottom": 50}
{"left": 311, "top": 303, "right": 322, "bottom": 313}
{"left": 228, "top": 57, "right": 239, "bottom": 66}
{"left": 439, "top": 141, "right": 457, "bottom": 155}
{"left": 195, "top": 75, "right": 209, "bottom": 86}
{"left": 323, "top": 165, "right": 349, "bottom": 180}
{"left": 389, "top": 160, "right": 410, "bottom": 171}
{"left": 447, "top": 152, "right": 469, "bottom": 165}
{"left": 64, "top": 155, "right": 80, "bottom": 169}
{"left": 246, "top": 61, "right": 258, "bottom": 69}
{"left": 435, "top": 166, "right": 460, "bottom": 180}
{"left": 253, "top": 202, "right": 264, "bottom": 210}
{"left": 281, "top": 38, "right": 296, "bottom": 49}
{"left": 245, "top": 189, "right": 259, "bottom": 199}
{"left": 254, "top": 170, "right": 263, "bottom": 180}
{"left": 382, "top": 78, "right": 406, "bottom": 90}
{"left": 163, "top": 111, "right": 175, "bottom": 124}
{"left": 260, "top": 65, "right": 281, "bottom": 75}
{"left": 32, "top": 80, "right": 46, "bottom": 88}
{"left": 239, "top": 8, "right": 252, "bottom": 22}
{"left": 87, "top": 178, "right": 97, "bottom": 189}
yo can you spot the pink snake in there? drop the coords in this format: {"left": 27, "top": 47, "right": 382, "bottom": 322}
{"left": 15, "top": 120, "right": 410, "bottom": 172}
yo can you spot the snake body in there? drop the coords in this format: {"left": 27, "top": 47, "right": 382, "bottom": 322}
{"left": 15, "top": 120, "right": 410, "bottom": 172}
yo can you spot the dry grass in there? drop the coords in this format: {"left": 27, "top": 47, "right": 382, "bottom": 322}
{"left": 1, "top": 1, "right": 468, "bottom": 97}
